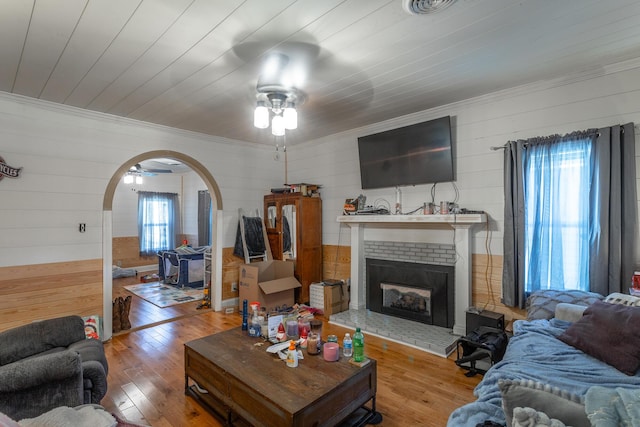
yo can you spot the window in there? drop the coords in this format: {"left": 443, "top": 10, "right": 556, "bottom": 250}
{"left": 504, "top": 124, "right": 637, "bottom": 307}
{"left": 138, "top": 192, "right": 179, "bottom": 256}
{"left": 523, "top": 137, "right": 592, "bottom": 293}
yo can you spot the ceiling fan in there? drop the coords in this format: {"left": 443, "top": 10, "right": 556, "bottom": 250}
{"left": 233, "top": 39, "right": 374, "bottom": 136}
{"left": 129, "top": 163, "right": 172, "bottom": 176}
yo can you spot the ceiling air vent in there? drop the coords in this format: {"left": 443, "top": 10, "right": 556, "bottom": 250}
{"left": 402, "top": 0, "right": 457, "bottom": 15}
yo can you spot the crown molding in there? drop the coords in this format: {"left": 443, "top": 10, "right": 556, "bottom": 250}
{"left": 296, "top": 56, "right": 640, "bottom": 148}
{"left": 0, "top": 91, "right": 268, "bottom": 151}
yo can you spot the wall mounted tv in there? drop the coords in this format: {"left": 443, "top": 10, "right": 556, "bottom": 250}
{"left": 357, "top": 116, "right": 455, "bottom": 190}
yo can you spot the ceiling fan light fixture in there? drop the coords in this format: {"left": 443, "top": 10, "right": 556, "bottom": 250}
{"left": 123, "top": 174, "right": 133, "bottom": 184}
{"left": 284, "top": 102, "right": 297, "bottom": 130}
{"left": 254, "top": 91, "right": 299, "bottom": 135}
{"left": 272, "top": 114, "right": 286, "bottom": 136}
{"left": 402, "top": 0, "right": 456, "bottom": 15}
{"left": 135, "top": 175, "right": 143, "bottom": 185}
{"left": 254, "top": 101, "right": 269, "bottom": 129}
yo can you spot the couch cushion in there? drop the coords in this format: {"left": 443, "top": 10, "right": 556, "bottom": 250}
{"left": 68, "top": 339, "right": 108, "bottom": 375}
{"left": 558, "top": 300, "right": 640, "bottom": 375}
{"left": 0, "top": 316, "right": 86, "bottom": 365}
{"left": 0, "top": 350, "right": 84, "bottom": 420}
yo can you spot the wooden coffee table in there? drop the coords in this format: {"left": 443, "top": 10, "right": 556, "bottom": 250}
{"left": 184, "top": 327, "right": 379, "bottom": 427}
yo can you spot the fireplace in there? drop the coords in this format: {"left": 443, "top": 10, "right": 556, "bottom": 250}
{"left": 338, "top": 213, "right": 486, "bottom": 336}
{"left": 366, "top": 258, "right": 454, "bottom": 328}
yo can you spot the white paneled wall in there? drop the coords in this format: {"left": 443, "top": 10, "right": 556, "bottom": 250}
{"left": 1, "top": 58, "right": 640, "bottom": 269}
{"left": 182, "top": 172, "right": 206, "bottom": 245}
{"left": 0, "top": 93, "right": 282, "bottom": 267}
{"left": 288, "top": 60, "right": 640, "bottom": 259}
{"left": 113, "top": 171, "right": 207, "bottom": 243}
{"left": 112, "top": 173, "right": 184, "bottom": 237}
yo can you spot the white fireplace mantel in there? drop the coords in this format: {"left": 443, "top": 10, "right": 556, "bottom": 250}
{"left": 337, "top": 214, "right": 486, "bottom": 336}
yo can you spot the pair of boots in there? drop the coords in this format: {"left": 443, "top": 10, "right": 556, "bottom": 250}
{"left": 112, "top": 295, "right": 132, "bottom": 333}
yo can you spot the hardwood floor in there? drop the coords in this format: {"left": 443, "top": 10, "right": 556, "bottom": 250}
{"left": 101, "top": 307, "right": 482, "bottom": 426}
{"left": 113, "top": 272, "right": 209, "bottom": 332}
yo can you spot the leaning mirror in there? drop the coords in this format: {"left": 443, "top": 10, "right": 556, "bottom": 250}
{"left": 282, "top": 204, "right": 296, "bottom": 259}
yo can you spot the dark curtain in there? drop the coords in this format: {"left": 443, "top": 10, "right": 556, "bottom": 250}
{"left": 502, "top": 123, "right": 637, "bottom": 307}
{"left": 589, "top": 123, "right": 638, "bottom": 295}
{"left": 502, "top": 141, "right": 527, "bottom": 308}
{"left": 197, "top": 190, "right": 211, "bottom": 246}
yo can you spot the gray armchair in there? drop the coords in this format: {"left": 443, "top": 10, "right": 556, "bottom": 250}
{"left": 0, "top": 315, "right": 109, "bottom": 420}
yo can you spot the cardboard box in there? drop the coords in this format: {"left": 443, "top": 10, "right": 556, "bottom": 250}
{"left": 238, "top": 261, "right": 302, "bottom": 313}
{"left": 309, "top": 282, "right": 325, "bottom": 309}
{"left": 323, "top": 279, "right": 350, "bottom": 315}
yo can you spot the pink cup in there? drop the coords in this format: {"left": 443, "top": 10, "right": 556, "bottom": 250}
{"left": 323, "top": 342, "right": 339, "bottom": 362}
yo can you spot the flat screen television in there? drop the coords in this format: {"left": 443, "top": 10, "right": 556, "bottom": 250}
{"left": 357, "top": 116, "right": 455, "bottom": 190}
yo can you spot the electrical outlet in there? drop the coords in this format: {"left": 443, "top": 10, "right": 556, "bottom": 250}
{"left": 79, "top": 223, "right": 86, "bottom": 233}
{"left": 231, "top": 282, "right": 238, "bottom": 292}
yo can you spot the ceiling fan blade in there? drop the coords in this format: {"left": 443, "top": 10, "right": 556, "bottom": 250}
{"left": 144, "top": 168, "right": 172, "bottom": 173}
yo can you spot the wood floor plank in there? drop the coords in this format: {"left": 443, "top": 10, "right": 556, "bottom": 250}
{"left": 102, "top": 296, "right": 482, "bottom": 426}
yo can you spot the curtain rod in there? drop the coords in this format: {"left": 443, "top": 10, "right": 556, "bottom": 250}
{"left": 490, "top": 123, "right": 637, "bottom": 152}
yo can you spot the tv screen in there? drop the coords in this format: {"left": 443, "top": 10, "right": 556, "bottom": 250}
{"left": 357, "top": 116, "right": 454, "bottom": 190}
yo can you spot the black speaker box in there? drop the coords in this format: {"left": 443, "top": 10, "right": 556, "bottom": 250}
{"left": 466, "top": 310, "right": 504, "bottom": 334}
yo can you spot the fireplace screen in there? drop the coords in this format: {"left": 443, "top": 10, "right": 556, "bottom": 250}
{"left": 367, "top": 258, "right": 453, "bottom": 327}
{"left": 381, "top": 282, "right": 431, "bottom": 317}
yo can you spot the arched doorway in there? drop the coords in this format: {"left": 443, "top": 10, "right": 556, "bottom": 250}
{"left": 102, "top": 150, "right": 223, "bottom": 340}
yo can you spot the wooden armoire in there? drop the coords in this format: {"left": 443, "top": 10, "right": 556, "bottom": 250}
{"left": 264, "top": 193, "right": 322, "bottom": 303}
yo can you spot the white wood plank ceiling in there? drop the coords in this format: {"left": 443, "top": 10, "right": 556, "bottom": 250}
{"left": 1, "top": 0, "right": 640, "bottom": 146}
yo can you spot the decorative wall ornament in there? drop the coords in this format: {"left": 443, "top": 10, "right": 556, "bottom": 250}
{"left": 0, "top": 155, "right": 22, "bottom": 181}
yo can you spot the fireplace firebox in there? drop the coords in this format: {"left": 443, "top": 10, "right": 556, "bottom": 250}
{"left": 366, "top": 258, "right": 454, "bottom": 328}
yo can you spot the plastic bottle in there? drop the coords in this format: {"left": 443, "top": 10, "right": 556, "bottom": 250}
{"left": 343, "top": 333, "right": 353, "bottom": 358}
{"left": 248, "top": 303, "right": 261, "bottom": 337}
{"left": 353, "top": 327, "right": 365, "bottom": 362}
{"left": 286, "top": 340, "right": 298, "bottom": 367}
{"left": 241, "top": 300, "right": 248, "bottom": 331}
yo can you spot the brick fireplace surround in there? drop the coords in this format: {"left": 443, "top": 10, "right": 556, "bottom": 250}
{"left": 331, "top": 214, "right": 486, "bottom": 356}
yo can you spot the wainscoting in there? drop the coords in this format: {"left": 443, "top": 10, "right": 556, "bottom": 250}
{"left": 0, "top": 244, "right": 525, "bottom": 334}
{"left": 112, "top": 236, "right": 156, "bottom": 268}
{"left": 0, "top": 259, "right": 103, "bottom": 332}
{"left": 0, "top": 246, "right": 246, "bottom": 333}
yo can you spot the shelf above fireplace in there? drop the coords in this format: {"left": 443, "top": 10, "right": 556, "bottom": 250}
{"left": 337, "top": 213, "right": 486, "bottom": 225}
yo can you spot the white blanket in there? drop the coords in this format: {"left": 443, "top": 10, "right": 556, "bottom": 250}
{"left": 19, "top": 405, "right": 116, "bottom": 427}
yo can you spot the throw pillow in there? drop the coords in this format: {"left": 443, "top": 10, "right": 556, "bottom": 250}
{"left": 526, "top": 290, "right": 603, "bottom": 321}
{"left": 554, "top": 303, "right": 587, "bottom": 323}
{"left": 82, "top": 315, "right": 102, "bottom": 340}
{"left": 512, "top": 407, "right": 567, "bottom": 427}
{"left": 499, "top": 379, "right": 589, "bottom": 427}
{"left": 558, "top": 300, "right": 640, "bottom": 375}
{"left": 604, "top": 292, "right": 640, "bottom": 307}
